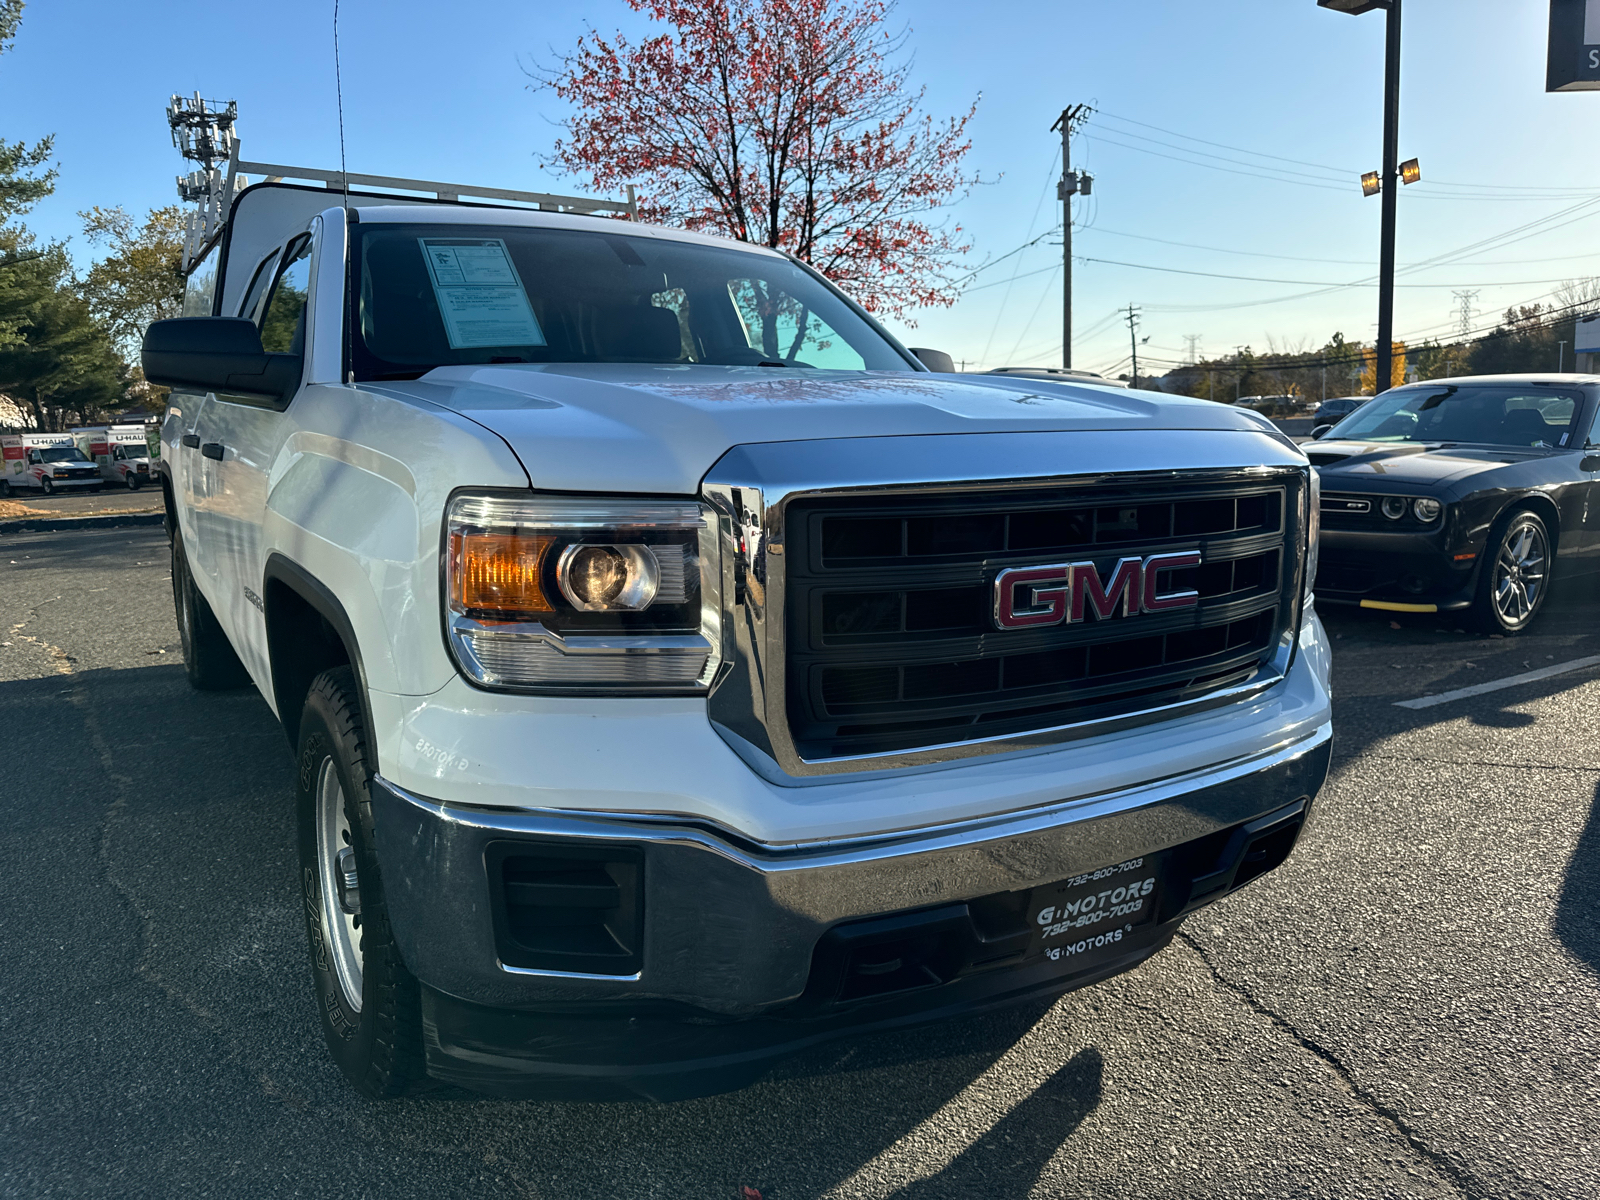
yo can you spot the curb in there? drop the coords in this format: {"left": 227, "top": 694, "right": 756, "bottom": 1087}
{"left": 0, "top": 512, "right": 167, "bottom": 535}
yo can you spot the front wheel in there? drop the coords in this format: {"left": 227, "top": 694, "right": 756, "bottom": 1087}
{"left": 126, "top": 473, "right": 141, "bottom": 490}
{"left": 39, "top": 476, "right": 53, "bottom": 494}
{"left": 1472, "top": 509, "right": 1551, "bottom": 635}
{"left": 296, "top": 667, "right": 427, "bottom": 1099}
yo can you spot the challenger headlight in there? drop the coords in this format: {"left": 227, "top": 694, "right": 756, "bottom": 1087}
{"left": 444, "top": 493, "right": 722, "bottom": 692}
{"left": 1381, "top": 497, "right": 1408, "bottom": 521}
{"left": 1413, "top": 497, "right": 1442, "bottom": 522}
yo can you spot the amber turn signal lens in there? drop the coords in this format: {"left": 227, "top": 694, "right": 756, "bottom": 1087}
{"left": 451, "top": 532, "right": 553, "bottom": 615}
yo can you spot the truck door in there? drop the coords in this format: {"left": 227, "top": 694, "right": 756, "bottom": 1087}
{"left": 183, "top": 244, "right": 284, "bottom": 593}
{"left": 192, "top": 231, "right": 313, "bottom": 684}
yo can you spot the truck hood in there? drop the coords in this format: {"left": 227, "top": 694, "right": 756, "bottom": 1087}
{"left": 377, "top": 364, "right": 1287, "bottom": 493}
{"left": 1306, "top": 440, "right": 1549, "bottom": 487}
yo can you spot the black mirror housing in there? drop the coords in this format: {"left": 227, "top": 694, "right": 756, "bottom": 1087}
{"left": 1310, "top": 424, "right": 1334, "bottom": 440}
{"left": 142, "top": 317, "right": 302, "bottom": 404}
{"left": 909, "top": 347, "right": 957, "bottom": 373}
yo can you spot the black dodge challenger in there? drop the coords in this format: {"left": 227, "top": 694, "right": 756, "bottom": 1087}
{"left": 1308, "top": 374, "right": 1600, "bottom": 634}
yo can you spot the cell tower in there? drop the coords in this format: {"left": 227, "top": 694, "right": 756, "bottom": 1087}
{"left": 1451, "top": 289, "right": 1479, "bottom": 340}
{"left": 167, "top": 93, "right": 243, "bottom": 273}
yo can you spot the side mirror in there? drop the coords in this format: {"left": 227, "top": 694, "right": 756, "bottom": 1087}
{"left": 909, "top": 347, "right": 957, "bottom": 373}
{"left": 141, "top": 317, "right": 302, "bottom": 404}
{"left": 1310, "top": 424, "right": 1334, "bottom": 440}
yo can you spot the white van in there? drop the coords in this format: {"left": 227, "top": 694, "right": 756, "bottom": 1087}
{"left": 73, "top": 424, "right": 156, "bottom": 490}
{"left": 0, "top": 432, "right": 104, "bottom": 496}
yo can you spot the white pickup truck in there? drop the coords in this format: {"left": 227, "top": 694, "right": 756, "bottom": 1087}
{"left": 144, "top": 172, "right": 1332, "bottom": 1102}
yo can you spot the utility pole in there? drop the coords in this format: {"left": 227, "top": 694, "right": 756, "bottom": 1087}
{"left": 1125, "top": 305, "right": 1142, "bottom": 387}
{"left": 1559, "top": 340, "right": 1568, "bottom": 372}
{"left": 1052, "top": 104, "right": 1092, "bottom": 369}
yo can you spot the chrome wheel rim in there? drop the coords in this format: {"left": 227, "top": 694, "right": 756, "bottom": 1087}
{"left": 315, "top": 759, "right": 363, "bottom": 1012}
{"left": 1493, "top": 520, "right": 1547, "bottom": 627}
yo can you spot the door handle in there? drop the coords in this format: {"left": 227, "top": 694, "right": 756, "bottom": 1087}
{"left": 181, "top": 433, "right": 200, "bottom": 449}
{"left": 200, "top": 442, "right": 225, "bottom": 461}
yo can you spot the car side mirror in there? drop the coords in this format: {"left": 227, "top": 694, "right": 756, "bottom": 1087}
{"left": 1310, "top": 424, "right": 1334, "bottom": 440}
{"left": 141, "top": 317, "right": 302, "bottom": 405}
{"left": 909, "top": 347, "right": 957, "bottom": 373}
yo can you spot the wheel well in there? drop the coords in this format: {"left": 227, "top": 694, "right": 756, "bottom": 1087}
{"left": 264, "top": 578, "right": 352, "bottom": 751}
{"left": 1501, "top": 494, "right": 1561, "bottom": 550}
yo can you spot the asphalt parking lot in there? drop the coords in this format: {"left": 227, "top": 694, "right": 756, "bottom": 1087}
{"left": 2, "top": 524, "right": 1596, "bottom": 1199}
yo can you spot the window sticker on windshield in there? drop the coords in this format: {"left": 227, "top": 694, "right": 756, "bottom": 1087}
{"left": 418, "top": 238, "right": 546, "bottom": 349}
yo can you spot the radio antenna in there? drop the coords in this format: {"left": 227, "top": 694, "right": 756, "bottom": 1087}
{"left": 333, "top": 0, "right": 349, "bottom": 207}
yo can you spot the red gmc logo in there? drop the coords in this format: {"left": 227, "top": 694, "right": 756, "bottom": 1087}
{"left": 992, "top": 552, "right": 1202, "bottom": 629}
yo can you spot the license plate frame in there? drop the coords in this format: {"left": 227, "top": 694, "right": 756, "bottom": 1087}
{"left": 1025, "top": 853, "right": 1166, "bottom": 972}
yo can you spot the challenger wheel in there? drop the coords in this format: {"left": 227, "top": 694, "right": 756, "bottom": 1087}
{"left": 170, "top": 527, "right": 251, "bottom": 689}
{"left": 295, "top": 667, "right": 427, "bottom": 1099}
{"left": 1472, "top": 509, "right": 1551, "bottom": 635}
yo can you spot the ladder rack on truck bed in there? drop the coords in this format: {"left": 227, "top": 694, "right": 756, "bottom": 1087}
{"left": 180, "top": 150, "right": 636, "bottom": 274}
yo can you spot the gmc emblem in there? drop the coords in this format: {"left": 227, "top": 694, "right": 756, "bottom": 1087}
{"left": 993, "top": 552, "right": 1202, "bottom": 630}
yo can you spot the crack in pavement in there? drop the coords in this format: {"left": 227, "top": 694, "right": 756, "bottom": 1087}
{"left": 67, "top": 667, "right": 218, "bottom": 1024}
{"left": 5, "top": 594, "right": 75, "bottom": 674}
{"left": 1179, "top": 931, "right": 1488, "bottom": 1199}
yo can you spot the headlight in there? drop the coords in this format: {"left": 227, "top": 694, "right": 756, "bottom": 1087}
{"left": 1381, "top": 497, "right": 1407, "bottom": 520}
{"left": 1413, "top": 497, "right": 1442, "bottom": 522}
{"left": 444, "top": 493, "right": 722, "bottom": 692}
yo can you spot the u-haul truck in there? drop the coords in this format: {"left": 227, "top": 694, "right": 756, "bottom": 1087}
{"left": 73, "top": 424, "right": 155, "bottom": 490}
{"left": 0, "top": 432, "right": 104, "bottom": 496}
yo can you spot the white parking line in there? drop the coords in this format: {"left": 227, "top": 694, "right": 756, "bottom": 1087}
{"left": 1395, "top": 655, "right": 1600, "bottom": 710}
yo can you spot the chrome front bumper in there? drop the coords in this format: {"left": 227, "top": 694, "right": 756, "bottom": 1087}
{"left": 371, "top": 720, "right": 1332, "bottom": 1016}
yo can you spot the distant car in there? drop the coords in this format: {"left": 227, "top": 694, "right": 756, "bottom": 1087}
{"left": 986, "top": 366, "right": 1131, "bottom": 388}
{"left": 1312, "top": 397, "right": 1366, "bottom": 426}
{"left": 1308, "top": 374, "right": 1600, "bottom": 633}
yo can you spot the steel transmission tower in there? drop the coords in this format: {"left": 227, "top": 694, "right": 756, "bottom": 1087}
{"left": 1452, "top": 289, "right": 1479, "bottom": 340}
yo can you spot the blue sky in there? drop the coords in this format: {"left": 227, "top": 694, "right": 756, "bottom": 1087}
{"left": 4, "top": 0, "right": 1597, "bottom": 378}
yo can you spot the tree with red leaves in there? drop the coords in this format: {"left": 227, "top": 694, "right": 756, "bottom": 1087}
{"left": 538, "top": 0, "right": 979, "bottom": 321}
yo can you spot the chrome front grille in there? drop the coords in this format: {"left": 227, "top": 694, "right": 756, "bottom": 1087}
{"left": 702, "top": 433, "right": 1311, "bottom": 779}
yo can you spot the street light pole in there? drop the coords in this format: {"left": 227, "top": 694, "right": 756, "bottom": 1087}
{"left": 1319, "top": 0, "right": 1403, "bottom": 395}
{"left": 1376, "top": 0, "right": 1402, "bottom": 395}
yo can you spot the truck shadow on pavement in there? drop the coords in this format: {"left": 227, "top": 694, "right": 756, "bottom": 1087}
{"left": 1, "top": 655, "right": 1113, "bottom": 1196}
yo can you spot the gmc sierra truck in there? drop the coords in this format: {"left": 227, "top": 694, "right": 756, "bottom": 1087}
{"left": 144, "top": 169, "right": 1331, "bottom": 1101}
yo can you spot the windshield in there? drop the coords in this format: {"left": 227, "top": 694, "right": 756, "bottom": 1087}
{"left": 1329, "top": 384, "right": 1582, "bottom": 448}
{"left": 116, "top": 444, "right": 148, "bottom": 459}
{"left": 39, "top": 447, "right": 89, "bottom": 463}
{"left": 350, "top": 223, "right": 912, "bottom": 380}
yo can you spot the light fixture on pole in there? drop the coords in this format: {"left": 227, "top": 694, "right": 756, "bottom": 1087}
{"left": 1319, "top": 0, "right": 1404, "bottom": 395}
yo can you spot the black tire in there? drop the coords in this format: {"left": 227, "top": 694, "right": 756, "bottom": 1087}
{"left": 0, "top": 479, "right": 10, "bottom": 498}
{"left": 170, "top": 527, "right": 251, "bottom": 689}
{"left": 39, "top": 476, "right": 53, "bottom": 494}
{"left": 295, "top": 667, "right": 427, "bottom": 1099}
{"left": 126, "top": 473, "right": 141, "bottom": 491}
{"left": 1471, "top": 508, "right": 1551, "bottom": 636}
